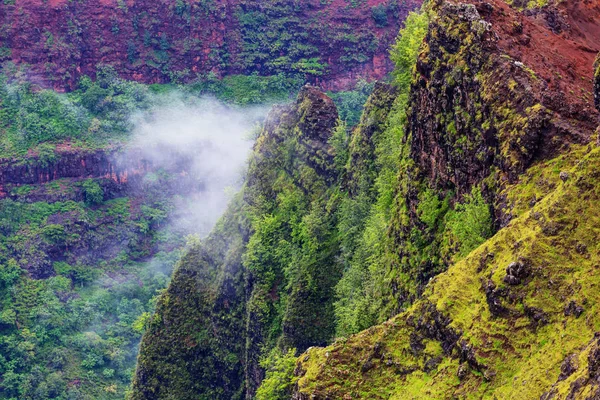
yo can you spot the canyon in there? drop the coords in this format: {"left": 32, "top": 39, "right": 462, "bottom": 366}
{"left": 2, "top": 0, "right": 600, "bottom": 399}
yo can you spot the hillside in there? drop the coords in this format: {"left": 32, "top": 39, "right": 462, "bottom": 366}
{"left": 0, "top": 1, "right": 424, "bottom": 398}
{"left": 0, "top": 0, "right": 421, "bottom": 90}
{"left": 132, "top": 0, "right": 600, "bottom": 399}
{"left": 2, "top": 0, "right": 600, "bottom": 398}
{"left": 0, "top": 80, "right": 266, "bottom": 399}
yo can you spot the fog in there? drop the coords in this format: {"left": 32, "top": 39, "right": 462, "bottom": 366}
{"left": 128, "top": 93, "right": 267, "bottom": 237}
{"left": 85, "top": 93, "right": 270, "bottom": 366}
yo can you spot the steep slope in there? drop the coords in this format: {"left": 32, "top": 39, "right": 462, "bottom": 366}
{"left": 0, "top": 152, "right": 198, "bottom": 398}
{"left": 291, "top": 0, "right": 600, "bottom": 397}
{"left": 385, "top": 0, "right": 600, "bottom": 308}
{"left": 132, "top": 196, "right": 249, "bottom": 400}
{"left": 133, "top": 0, "right": 600, "bottom": 399}
{"left": 294, "top": 64, "right": 600, "bottom": 397}
{"left": 0, "top": 0, "right": 421, "bottom": 90}
{"left": 294, "top": 141, "right": 600, "bottom": 399}
{"left": 132, "top": 86, "right": 344, "bottom": 399}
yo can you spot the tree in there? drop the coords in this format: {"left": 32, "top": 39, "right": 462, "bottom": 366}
{"left": 82, "top": 179, "right": 104, "bottom": 205}
{"left": 371, "top": 5, "right": 389, "bottom": 27}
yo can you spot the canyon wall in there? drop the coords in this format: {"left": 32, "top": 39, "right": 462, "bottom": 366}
{"left": 0, "top": 0, "right": 422, "bottom": 90}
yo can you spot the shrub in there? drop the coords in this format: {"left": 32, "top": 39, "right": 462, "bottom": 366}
{"left": 446, "top": 187, "right": 493, "bottom": 257}
{"left": 390, "top": 11, "right": 430, "bottom": 90}
{"left": 42, "top": 224, "right": 66, "bottom": 243}
{"left": 81, "top": 179, "right": 104, "bottom": 205}
{"left": 255, "top": 348, "right": 298, "bottom": 400}
{"left": 0, "top": 259, "right": 21, "bottom": 287}
{"left": 371, "top": 5, "right": 389, "bottom": 27}
{"left": 36, "top": 143, "right": 58, "bottom": 167}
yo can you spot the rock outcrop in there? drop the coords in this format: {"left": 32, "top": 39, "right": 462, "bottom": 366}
{"left": 132, "top": 86, "right": 343, "bottom": 399}
{"left": 594, "top": 55, "right": 600, "bottom": 111}
{"left": 0, "top": 146, "right": 200, "bottom": 201}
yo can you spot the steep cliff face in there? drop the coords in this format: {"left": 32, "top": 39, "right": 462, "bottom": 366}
{"left": 1, "top": 0, "right": 421, "bottom": 90}
{"left": 408, "top": 0, "right": 599, "bottom": 193}
{"left": 294, "top": 143, "right": 600, "bottom": 399}
{"left": 132, "top": 86, "right": 344, "bottom": 399}
{"left": 595, "top": 53, "right": 600, "bottom": 111}
{"left": 345, "top": 82, "right": 399, "bottom": 197}
{"left": 289, "top": 1, "right": 600, "bottom": 398}
{"left": 131, "top": 198, "right": 249, "bottom": 400}
{"left": 132, "top": 1, "right": 600, "bottom": 398}
{"left": 0, "top": 146, "right": 199, "bottom": 201}
{"left": 384, "top": 0, "right": 600, "bottom": 307}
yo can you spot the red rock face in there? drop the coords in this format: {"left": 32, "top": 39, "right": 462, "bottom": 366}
{"left": 0, "top": 146, "right": 199, "bottom": 201}
{"left": 476, "top": 0, "right": 600, "bottom": 127}
{"left": 0, "top": 0, "right": 422, "bottom": 90}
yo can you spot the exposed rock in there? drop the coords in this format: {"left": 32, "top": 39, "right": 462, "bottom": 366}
{"left": 423, "top": 356, "right": 442, "bottom": 373}
{"left": 595, "top": 53, "right": 600, "bottom": 112}
{"left": 524, "top": 305, "right": 549, "bottom": 328}
{"left": 503, "top": 258, "right": 531, "bottom": 285}
{"left": 361, "top": 359, "right": 374, "bottom": 373}
{"left": 484, "top": 280, "right": 510, "bottom": 316}
{"left": 589, "top": 340, "right": 600, "bottom": 380}
{"left": 560, "top": 171, "right": 570, "bottom": 182}
{"left": 564, "top": 301, "right": 585, "bottom": 318}
{"left": 457, "top": 363, "right": 469, "bottom": 380}
{"left": 559, "top": 354, "right": 579, "bottom": 381}
{"left": 0, "top": 0, "right": 422, "bottom": 90}
{"left": 458, "top": 340, "right": 481, "bottom": 370}
{"left": 408, "top": 302, "right": 461, "bottom": 356}
{"left": 0, "top": 146, "right": 200, "bottom": 201}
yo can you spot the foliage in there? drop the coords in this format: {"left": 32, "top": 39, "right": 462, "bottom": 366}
{"left": 188, "top": 73, "right": 303, "bottom": 105}
{"left": 390, "top": 11, "right": 430, "bottom": 90}
{"left": 446, "top": 187, "right": 493, "bottom": 257}
{"left": 327, "top": 79, "right": 375, "bottom": 127}
{"left": 0, "top": 64, "right": 309, "bottom": 158}
{"left": 333, "top": 10, "right": 429, "bottom": 335}
{"left": 82, "top": 179, "right": 104, "bottom": 205}
{"left": 0, "top": 173, "right": 186, "bottom": 399}
{"left": 371, "top": 4, "right": 389, "bottom": 27}
{"left": 329, "top": 119, "right": 349, "bottom": 172}
{"left": 0, "top": 65, "right": 150, "bottom": 157}
{"left": 255, "top": 348, "right": 299, "bottom": 400}
{"left": 295, "top": 143, "right": 600, "bottom": 399}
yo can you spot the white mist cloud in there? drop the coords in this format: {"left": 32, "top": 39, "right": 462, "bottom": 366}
{"left": 128, "top": 93, "right": 267, "bottom": 237}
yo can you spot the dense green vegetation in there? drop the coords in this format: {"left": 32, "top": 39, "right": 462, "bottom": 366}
{"left": 212, "top": 0, "right": 385, "bottom": 77}
{"left": 0, "top": 64, "right": 150, "bottom": 157}
{"left": 133, "top": 7, "right": 504, "bottom": 399}
{"left": 3, "top": 0, "right": 409, "bottom": 88}
{"left": 0, "top": 65, "right": 307, "bottom": 399}
{"left": 0, "top": 65, "right": 295, "bottom": 158}
{"left": 0, "top": 185, "right": 186, "bottom": 399}
{"left": 11, "top": 0, "right": 583, "bottom": 397}
{"left": 0, "top": 62, "right": 371, "bottom": 161}
{"left": 332, "top": 9, "right": 432, "bottom": 338}
{"left": 294, "top": 141, "right": 600, "bottom": 398}
{"left": 327, "top": 80, "right": 375, "bottom": 127}
{"left": 0, "top": 49, "right": 377, "bottom": 398}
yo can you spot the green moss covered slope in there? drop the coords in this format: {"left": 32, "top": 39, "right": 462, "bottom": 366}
{"left": 294, "top": 141, "right": 600, "bottom": 399}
